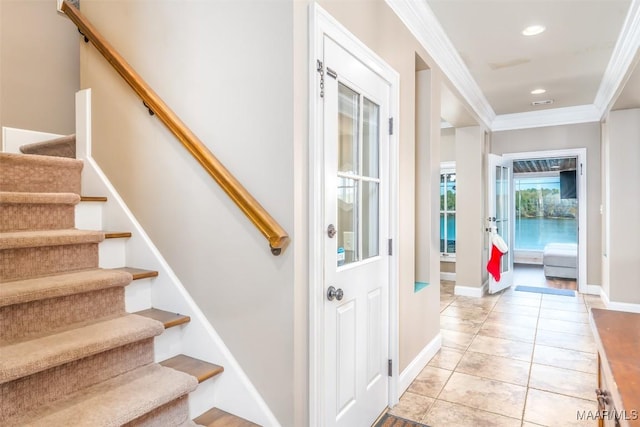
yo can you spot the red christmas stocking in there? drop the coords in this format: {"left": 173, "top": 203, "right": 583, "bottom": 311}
{"left": 487, "top": 234, "right": 508, "bottom": 281}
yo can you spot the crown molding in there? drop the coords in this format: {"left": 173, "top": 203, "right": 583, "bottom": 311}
{"left": 387, "top": 0, "right": 637, "bottom": 132}
{"left": 385, "top": 0, "right": 496, "bottom": 129}
{"left": 594, "top": 0, "right": 640, "bottom": 116}
{"left": 491, "top": 104, "right": 601, "bottom": 132}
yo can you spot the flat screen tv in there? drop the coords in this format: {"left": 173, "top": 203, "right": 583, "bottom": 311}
{"left": 560, "top": 170, "right": 577, "bottom": 199}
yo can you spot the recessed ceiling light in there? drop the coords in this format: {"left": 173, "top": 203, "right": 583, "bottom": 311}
{"left": 522, "top": 25, "right": 546, "bottom": 36}
{"left": 531, "top": 88, "right": 546, "bottom": 95}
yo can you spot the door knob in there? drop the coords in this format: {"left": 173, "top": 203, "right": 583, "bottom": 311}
{"left": 327, "top": 224, "right": 337, "bottom": 238}
{"left": 327, "top": 286, "right": 344, "bottom": 301}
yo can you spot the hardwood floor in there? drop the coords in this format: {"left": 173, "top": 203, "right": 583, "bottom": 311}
{"left": 513, "top": 263, "right": 577, "bottom": 291}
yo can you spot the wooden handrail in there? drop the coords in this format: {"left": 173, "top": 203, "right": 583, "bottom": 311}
{"left": 61, "top": 1, "right": 289, "bottom": 255}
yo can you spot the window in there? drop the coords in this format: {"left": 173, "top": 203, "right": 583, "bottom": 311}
{"left": 514, "top": 174, "right": 577, "bottom": 250}
{"left": 440, "top": 163, "right": 456, "bottom": 257}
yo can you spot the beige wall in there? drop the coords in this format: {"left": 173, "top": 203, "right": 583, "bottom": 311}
{"left": 491, "top": 123, "right": 602, "bottom": 286}
{"left": 455, "top": 126, "right": 486, "bottom": 288}
{"left": 604, "top": 109, "right": 640, "bottom": 304}
{"left": 317, "top": 0, "right": 444, "bottom": 373}
{"left": 0, "top": 0, "right": 79, "bottom": 141}
{"left": 80, "top": 0, "right": 297, "bottom": 424}
{"left": 440, "top": 127, "right": 456, "bottom": 162}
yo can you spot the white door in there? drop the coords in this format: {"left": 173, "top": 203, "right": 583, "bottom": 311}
{"left": 322, "top": 36, "right": 390, "bottom": 427}
{"left": 487, "top": 154, "right": 514, "bottom": 293}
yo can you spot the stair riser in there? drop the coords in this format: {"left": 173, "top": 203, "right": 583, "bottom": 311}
{"left": 124, "top": 395, "right": 191, "bottom": 427}
{"left": 125, "top": 279, "right": 153, "bottom": 313}
{"left": 0, "top": 243, "right": 98, "bottom": 281}
{"left": 0, "top": 287, "right": 125, "bottom": 342}
{"left": 0, "top": 339, "right": 155, "bottom": 423}
{"left": 0, "top": 154, "right": 82, "bottom": 193}
{"left": 0, "top": 203, "right": 75, "bottom": 232}
{"left": 99, "top": 238, "right": 127, "bottom": 268}
{"left": 75, "top": 202, "right": 103, "bottom": 230}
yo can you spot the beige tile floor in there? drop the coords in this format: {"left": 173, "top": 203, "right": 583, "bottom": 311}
{"left": 389, "top": 281, "right": 608, "bottom": 427}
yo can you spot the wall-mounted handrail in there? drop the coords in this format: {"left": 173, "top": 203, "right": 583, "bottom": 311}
{"left": 61, "top": 0, "right": 289, "bottom": 255}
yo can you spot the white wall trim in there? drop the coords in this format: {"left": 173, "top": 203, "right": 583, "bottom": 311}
{"left": 586, "top": 284, "right": 602, "bottom": 296}
{"left": 594, "top": 0, "right": 640, "bottom": 115}
{"left": 600, "top": 286, "right": 640, "bottom": 313}
{"left": 384, "top": 0, "right": 495, "bottom": 129}
{"left": 502, "top": 148, "right": 588, "bottom": 296}
{"left": 491, "top": 104, "right": 601, "bottom": 132}
{"left": 74, "top": 89, "right": 280, "bottom": 426}
{"left": 1, "top": 127, "right": 63, "bottom": 154}
{"left": 398, "top": 334, "right": 442, "bottom": 395}
{"left": 440, "top": 272, "right": 456, "bottom": 281}
{"left": 386, "top": 0, "right": 640, "bottom": 131}
{"left": 454, "top": 283, "right": 487, "bottom": 298}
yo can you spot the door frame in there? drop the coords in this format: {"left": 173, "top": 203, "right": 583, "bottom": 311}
{"left": 502, "top": 148, "right": 587, "bottom": 294}
{"left": 308, "top": 5, "right": 400, "bottom": 426}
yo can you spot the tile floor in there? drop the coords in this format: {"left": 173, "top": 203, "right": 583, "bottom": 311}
{"left": 389, "top": 281, "right": 608, "bottom": 427}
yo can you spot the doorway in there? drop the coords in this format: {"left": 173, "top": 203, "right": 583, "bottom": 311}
{"left": 503, "top": 149, "right": 587, "bottom": 294}
{"left": 310, "top": 6, "right": 400, "bottom": 427}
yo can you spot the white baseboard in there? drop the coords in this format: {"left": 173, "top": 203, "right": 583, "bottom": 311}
{"left": 454, "top": 282, "right": 487, "bottom": 298}
{"left": 1, "top": 127, "right": 62, "bottom": 154}
{"left": 398, "top": 334, "right": 442, "bottom": 395}
{"left": 585, "top": 284, "right": 602, "bottom": 296}
{"left": 600, "top": 288, "right": 640, "bottom": 313}
{"left": 440, "top": 272, "right": 456, "bottom": 281}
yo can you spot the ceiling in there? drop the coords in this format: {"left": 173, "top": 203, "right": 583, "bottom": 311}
{"left": 388, "top": 0, "right": 640, "bottom": 130}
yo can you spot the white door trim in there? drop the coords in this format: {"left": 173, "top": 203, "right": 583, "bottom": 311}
{"left": 502, "top": 148, "right": 587, "bottom": 294}
{"left": 308, "top": 5, "right": 400, "bottom": 426}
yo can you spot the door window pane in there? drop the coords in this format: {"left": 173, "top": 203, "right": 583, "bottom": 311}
{"left": 338, "top": 177, "right": 358, "bottom": 266}
{"left": 514, "top": 176, "right": 578, "bottom": 250}
{"left": 362, "top": 98, "right": 379, "bottom": 178}
{"left": 446, "top": 213, "right": 456, "bottom": 254}
{"left": 362, "top": 181, "right": 379, "bottom": 259}
{"left": 338, "top": 84, "right": 359, "bottom": 174}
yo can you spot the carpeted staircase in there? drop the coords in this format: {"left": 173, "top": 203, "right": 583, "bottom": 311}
{"left": 0, "top": 147, "right": 259, "bottom": 426}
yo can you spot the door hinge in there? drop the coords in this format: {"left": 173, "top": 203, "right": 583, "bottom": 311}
{"left": 388, "top": 238, "right": 393, "bottom": 256}
{"left": 580, "top": 163, "right": 583, "bottom": 176}
{"left": 388, "top": 359, "right": 393, "bottom": 377}
{"left": 388, "top": 117, "right": 394, "bottom": 135}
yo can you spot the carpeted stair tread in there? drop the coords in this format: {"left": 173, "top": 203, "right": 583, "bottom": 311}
{"left": 0, "top": 192, "right": 81, "bottom": 232}
{"left": 19, "top": 134, "right": 76, "bottom": 158}
{"left": 135, "top": 308, "right": 191, "bottom": 329}
{"left": 0, "top": 229, "right": 105, "bottom": 250}
{"left": 0, "top": 313, "right": 164, "bottom": 384}
{"left": 0, "top": 191, "right": 80, "bottom": 205}
{"left": 0, "top": 268, "right": 133, "bottom": 307}
{"left": 114, "top": 266, "right": 159, "bottom": 280}
{"left": 160, "top": 354, "right": 224, "bottom": 383}
{"left": 7, "top": 363, "right": 198, "bottom": 427}
{"left": 0, "top": 152, "right": 82, "bottom": 193}
{"left": 194, "top": 408, "right": 260, "bottom": 427}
